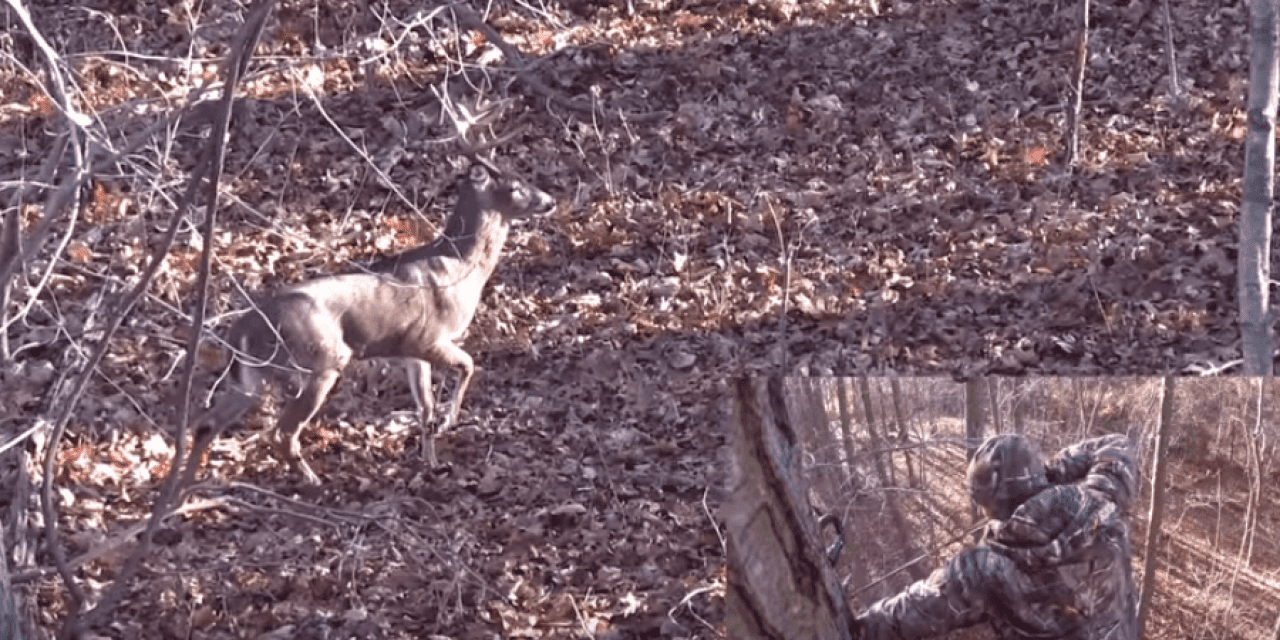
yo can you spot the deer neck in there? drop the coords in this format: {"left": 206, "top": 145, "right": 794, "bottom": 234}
{"left": 434, "top": 206, "right": 512, "bottom": 282}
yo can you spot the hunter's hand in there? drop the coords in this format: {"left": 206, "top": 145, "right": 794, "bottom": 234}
{"left": 850, "top": 616, "right": 866, "bottom": 639}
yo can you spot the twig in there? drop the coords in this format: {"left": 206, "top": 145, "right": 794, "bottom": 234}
{"left": 568, "top": 594, "right": 597, "bottom": 640}
{"left": 1065, "top": 0, "right": 1091, "bottom": 167}
{"left": 0, "top": 418, "right": 48, "bottom": 457}
{"left": 669, "top": 584, "right": 721, "bottom": 632}
{"left": 764, "top": 194, "right": 792, "bottom": 374}
{"left": 452, "top": 4, "right": 666, "bottom": 124}
{"left": 217, "top": 497, "right": 345, "bottom": 529}
{"left": 702, "top": 486, "right": 725, "bottom": 553}
{"left": 371, "top": 514, "right": 515, "bottom": 607}
{"left": 210, "top": 481, "right": 376, "bottom": 522}
{"left": 1161, "top": 0, "right": 1183, "bottom": 109}
{"left": 0, "top": 132, "right": 69, "bottom": 360}
{"left": 291, "top": 67, "right": 423, "bottom": 217}
{"left": 1189, "top": 359, "right": 1241, "bottom": 376}
{"left": 10, "top": 497, "right": 229, "bottom": 585}
{"left": 4, "top": 0, "right": 97, "bottom": 610}
{"left": 1087, "top": 274, "right": 1113, "bottom": 335}
{"left": 0, "top": 0, "right": 90, "bottom": 291}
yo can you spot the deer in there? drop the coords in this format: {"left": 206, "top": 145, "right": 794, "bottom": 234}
{"left": 192, "top": 98, "right": 555, "bottom": 485}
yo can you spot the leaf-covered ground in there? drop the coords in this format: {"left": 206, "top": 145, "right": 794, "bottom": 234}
{"left": 0, "top": 0, "right": 1263, "bottom": 637}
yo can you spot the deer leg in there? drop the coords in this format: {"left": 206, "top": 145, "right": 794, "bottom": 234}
{"left": 435, "top": 343, "right": 474, "bottom": 433}
{"left": 405, "top": 360, "right": 436, "bottom": 464}
{"left": 275, "top": 369, "right": 341, "bottom": 485}
{"left": 183, "top": 362, "right": 264, "bottom": 489}
{"left": 421, "top": 343, "right": 474, "bottom": 467}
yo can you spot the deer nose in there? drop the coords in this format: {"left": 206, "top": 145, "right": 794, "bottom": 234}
{"left": 532, "top": 191, "right": 556, "bottom": 214}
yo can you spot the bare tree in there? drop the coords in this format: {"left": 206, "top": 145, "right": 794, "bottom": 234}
{"left": 1138, "top": 376, "right": 1173, "bottom": 635}
{"left": 824, "top": 379, "right": 873, "bottom": 608}
{"left": 1240, "top": 0, "right": 1280, "bottom": 375}
{"left": 37, "top": 1, "right": 278, "bottom": 635}
{"left": 861, "top": 380, "right": 928, "bottom": 580}
{"left": 859, "top": 378, "right": 890, "bottom": 485}
{"left": 836, "top": 379, "right": 861, "bottom": 490}
{"left": 1010, "top": 379, "right": 1027, "bottom": 435}
{"left": 986, "top": 379, "right": 1003, "bottom": 433}
{"left": 792, "top": 379, "right": 845, "bottom": 514}
{"left": 889, "top": 378, "right": 915, "bottom": 487}
{"left": 964, "top": 379, "right": 984, "bottom": 458}
{"left": 965, "top": 379, "right": 985, "bottom": 522}
{"left": 1217, "top": 380, "right": 1266, "bottom": 631}
{"left": 1243, "top": 383, "right": 1264, "bottom": 569}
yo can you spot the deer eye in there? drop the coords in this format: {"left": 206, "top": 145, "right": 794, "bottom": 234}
{"left": 510, "top": 184, "right": 531, "bottom": 205}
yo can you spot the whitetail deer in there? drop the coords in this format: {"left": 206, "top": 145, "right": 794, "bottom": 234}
{"left": 195, "top": 100, "right": 554, "bottom": 485}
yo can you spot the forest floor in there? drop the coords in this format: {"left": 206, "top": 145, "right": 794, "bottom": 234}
{"left": 0, "top": 0, "right": 1271, "bottom": 637}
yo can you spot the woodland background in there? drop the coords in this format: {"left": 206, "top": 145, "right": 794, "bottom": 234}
{"left": 0, "top": 0, "right": 1271, "bottom": 637}
{"left": 745, "top": 377, "right": 1279, "bottom": 640}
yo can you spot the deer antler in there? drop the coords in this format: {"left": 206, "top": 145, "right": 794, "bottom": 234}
{"left": 431, "top": 84, "right": 527, "bottom": 160}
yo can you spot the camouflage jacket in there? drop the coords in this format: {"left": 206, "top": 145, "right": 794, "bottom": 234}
{"left": 858, "top": 435, "right": 1139, "bottom": 640}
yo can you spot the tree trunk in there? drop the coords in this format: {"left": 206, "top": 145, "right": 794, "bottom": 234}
{"left": 1011, "top": 379, "right": 1027, "bottom": 435}
{"left": 965, "top": 379, "right": 985, "bottom": 522}
{"left": 1235, "top": 384, "right": 1263, "bottom": 569}
{"left": 726, "top": 378, "right": 856, "bottom": 640}
{"left": 986, "top": 379, "right": 1002, "bottom": 433}
{"left": 889, "top": 378, "right": 915, "bottom": 487}
{"left": 859, "top": 378, "right": 889, "bottom": 486}
{"left": 1240, "top": 0, "right": 1280, "bottom": 375}
{"left": 836, "top": 379, "right": 863, "bottom": 492}
{"left": 964, "top": 380, "right": 984, "bottom": 459}
{"left": 1138, "top": 376, "right": 1173, "bottom": 636}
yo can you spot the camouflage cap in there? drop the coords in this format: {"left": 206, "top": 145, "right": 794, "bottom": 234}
{"left": 968, "top": 434, "right": 1048, "bottom": 520}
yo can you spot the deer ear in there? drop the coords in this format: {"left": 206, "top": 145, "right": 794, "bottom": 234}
{"left": 468, "top": 163, "right": 490, "bottom": 184}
